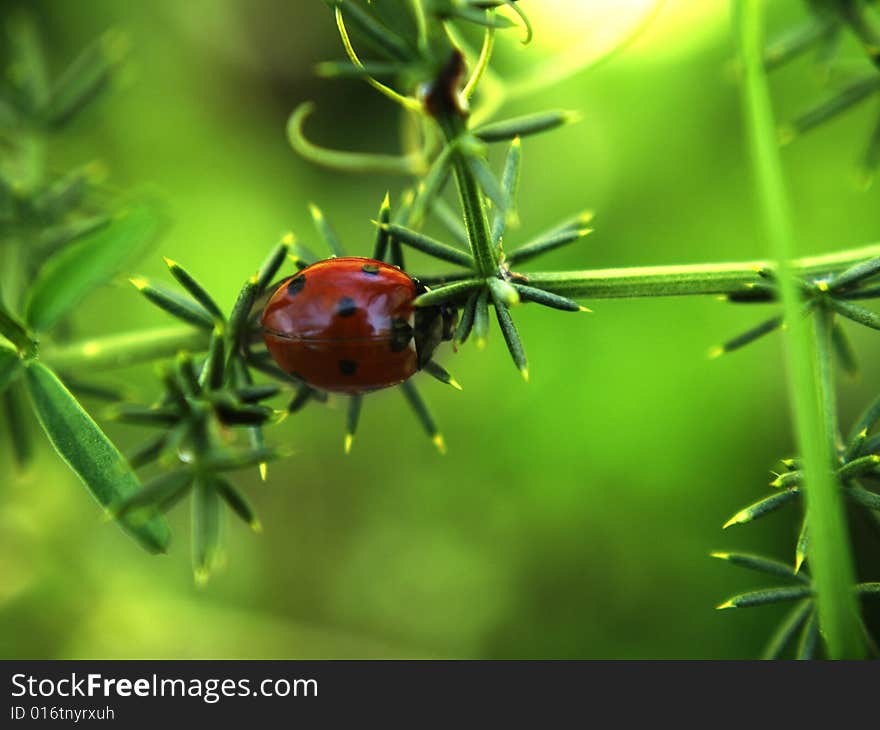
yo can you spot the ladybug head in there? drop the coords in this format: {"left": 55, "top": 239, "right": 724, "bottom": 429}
{"left": 413, "top": 303, "right": 458, "bottom": 368}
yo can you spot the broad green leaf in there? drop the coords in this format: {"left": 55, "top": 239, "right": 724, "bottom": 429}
{"left": 0, "top": 340, "right": 22, "bottom": 395}
{"left": 25, "top": 200, "right": 167, "bottom": 332}
{"left": 24, "top": 360, "right": 171, "bottom": 553}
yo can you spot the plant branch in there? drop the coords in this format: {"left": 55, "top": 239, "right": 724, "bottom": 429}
{"left": 42, "top": 325, "right": 209, "bottom": 371}
{"left": 435, "top": 112, "right": 498, "bottom": 277}
{"left": 736, "top": 0, "right": 863, "bottom": 659}
{"left": 523, "top": 242, "right": 880, "bottom": 298}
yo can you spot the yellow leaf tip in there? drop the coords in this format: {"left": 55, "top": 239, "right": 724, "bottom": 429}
{"left": 281, "top": 232, "right": 296, "bottom": 245}
{"left": 432, "top": 433, "right": 447, "bottom": 455}
{"left": 723, "top": 512, "right": 746, "bottom": 529}
{"left": 708, "top": 346, "right": 725, "bottom": 360}
{"left": 258, "top": 462, "right": 267, "bottom": 481}
{"left": 716, "top": 600, "right": 735, "bottom": 611}
{"left": 344, "top": 433, "right": 353, "bottom": 454}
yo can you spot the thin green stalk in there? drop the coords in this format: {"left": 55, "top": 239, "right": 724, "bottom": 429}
{"left": 519, "top": 242, "right": 880, "bottom": 298}
{"left": 737, "top": 0, "right": 862, "bottom": 659}
{"left": 30, "top": 240, "right": 880, "bottom": 373}
{"left": 437, "top": 115, "right": 498, "bottom": 276}
{"left": 43, "top": 325, "right": 209, "bottom": 371}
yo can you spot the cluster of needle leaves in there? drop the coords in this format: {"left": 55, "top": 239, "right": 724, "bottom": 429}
{"left": 290, "top": 0, "right": 593, "bottom": 386}
{"left": 0, "top": 1, "right": 604, "bottom": 584}
{"left": 0, "top": 14, "right": 172, "bottom": 553}
{"left": 712, "top": 248, "right": 880, "bottom": 655}
{"left": 765, "top": 0, "right": 880, "bottom": 187}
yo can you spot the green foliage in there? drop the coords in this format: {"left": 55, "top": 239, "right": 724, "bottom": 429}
{"left": 25, "top": 360, "right": 171, "bottom": 553}
{"left": 3, "top": 0, "right": 880, "bottom": 657}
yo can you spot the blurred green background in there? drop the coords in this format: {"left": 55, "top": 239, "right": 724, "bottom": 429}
{"left": 2, "top": 0, "right": 880, "bottom": 659}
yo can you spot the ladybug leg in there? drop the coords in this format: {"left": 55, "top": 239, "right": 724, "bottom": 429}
{"left": 414, "top": 306, "right": 444, "bottom": 368}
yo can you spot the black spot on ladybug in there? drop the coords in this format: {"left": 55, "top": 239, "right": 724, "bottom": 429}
{"left": 338, "top": 359, "right": 358, "bottom": 376}
{"left": 337, "top": 297, "right": 358, "bottom": 317}
{"left": 361, "top": 263, "right": 380, "bottom": 275}
{"left": 287, "top": 275, "right": 306, "bottom": 296}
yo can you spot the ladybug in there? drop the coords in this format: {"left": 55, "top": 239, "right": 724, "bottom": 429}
{"left": 261, "top": 257, "right": 456, "bottom": 394}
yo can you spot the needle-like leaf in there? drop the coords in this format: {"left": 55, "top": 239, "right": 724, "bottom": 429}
{"left": 455, "top": 290, "right": 479, "bottom": 345}
{"left": 828, "top": 256, "right": 880, "bottom": 291}
{"left": 384, "top": 223, "right": 474, "bottom": 267}
{"left": 846, "top": 485, "right": 880, "bottom": 512}
{"left": 709, "top": 315, "right": 783, "bottom": 357}
{"left": 723, "top": 487, "right": 800, "bottom": 528}
{"left": 473, "top": 110, "right": 577, "bottom": 142}
{"left": 414, "top": 279, "right": 483, "bottom": 307}
{"left": 762, "top": 600, "right": 813, "bottom": 659}
{"left": 796, "top": 611, "right": 819, "bottom": 659}
{"left": 710, "top": 551, "right": 809, "bottom": 583}
{"left": 511, "top": 283, "right": 586, "bottom": 312}
{"left": 345, "top": 394, "right": 363, "bottom": 454}
{"left": 423, "top": 360, "right": 462, "bottom": 390}
{"left": 491, "top": 296, "right": 528, "bottom": 380}
{"left": 399, "top": 380, "right": 446, "bottom": 454}
{"left": 309, "top": 202, "right": 345, "bottom": 257}
{"left": 214, "top": 475, "right": 260, "bottom": 532}
{"left": 831, "top": 319, "right": 859, "bottom": 378}
{"left": 506, "top": 226, "right": 592, "bottom": 266}
{"left": 193, "top": 477, "right": 223, "bottom": 585}
{"left": 372, "top": 193, "right": 392, "bottom": 261}
{"left": 130, "top": 278, "right": 214, "bottom": 330}
{"left": 716, "top": 585, "right": 812, "bottom": 609}
{"left": 164, "top": 257, "right": 224, "bottom": 322}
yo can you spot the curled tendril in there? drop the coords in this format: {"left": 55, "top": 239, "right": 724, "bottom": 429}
{"left": 504, "top": 1, "right": 533, "bottom": 45}
{"left": 463, "top": 21, "right": 496, "bottom": 100}
{"left": 286, "top": 102, "right": 427, "bottom": 176}
{"left": 334, "top": 6, "right": 422, "bottom": 113}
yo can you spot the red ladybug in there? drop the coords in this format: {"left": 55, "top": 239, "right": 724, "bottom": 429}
{"left": 261, "top": 257, "right": 455, "bottom": 394}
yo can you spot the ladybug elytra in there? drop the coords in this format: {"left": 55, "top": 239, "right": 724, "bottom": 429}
{"left": 261, "top": 257, "right": 455, "bottom": 394}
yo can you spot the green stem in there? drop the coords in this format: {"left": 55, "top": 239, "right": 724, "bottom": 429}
{"left": 43, "top": 325, "right": 209, "bottom": 371}
{"left": 524, "top": 242, "right": 880, "bottom": 298}
{"left": 816, "top": 305, "right": 842, "bottom": 453}
{"left": 737, "top": 0, "right": 863, "bottom": 659}
{"left": 437, "top": 114, "right": 498, "bottom": 276}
